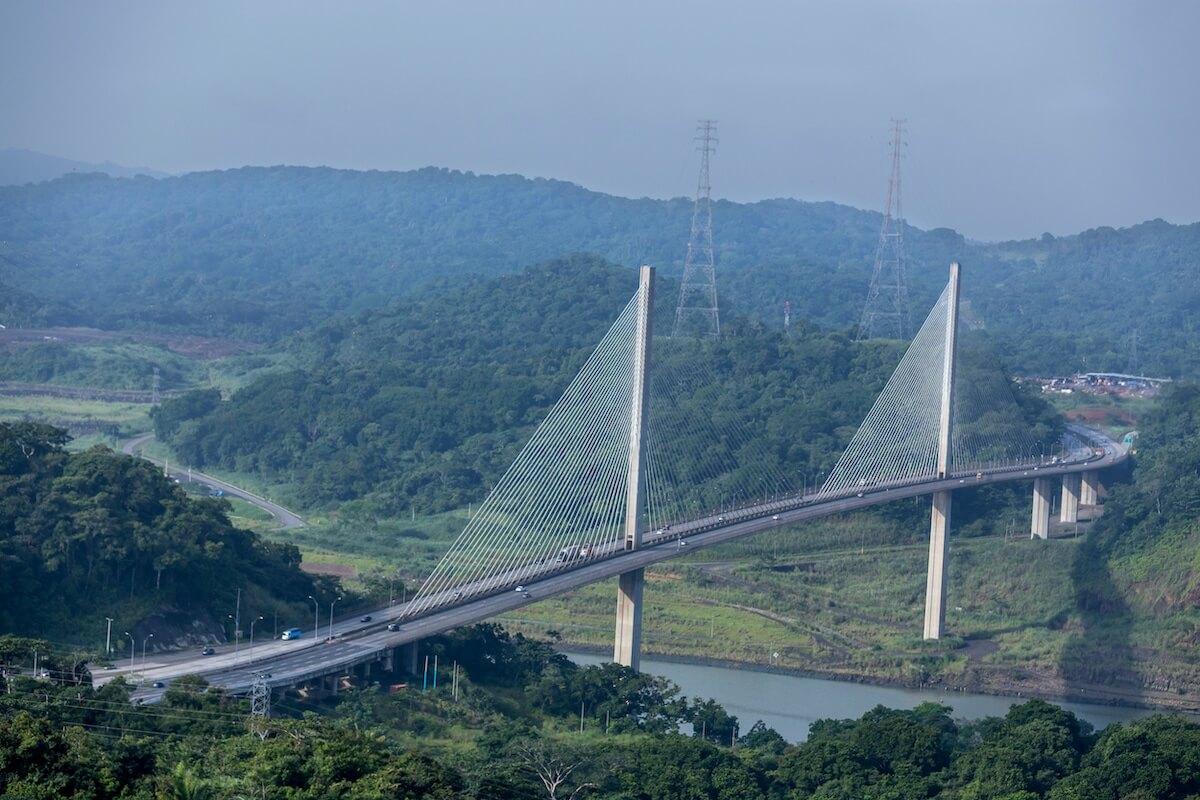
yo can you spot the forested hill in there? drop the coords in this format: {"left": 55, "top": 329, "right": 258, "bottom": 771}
{"left": 0, "top": 422, "right": 329, "bottom": 644}
{"left": 151, "top": 256, "right": 1059, "bottom": 516}
{"left": 2, "top": 166, "right": 1198, "bottom": 375}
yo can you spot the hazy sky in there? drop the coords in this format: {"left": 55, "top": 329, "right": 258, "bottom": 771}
{"left": 2, "top": 1, "right": 1196, "bottom": 241}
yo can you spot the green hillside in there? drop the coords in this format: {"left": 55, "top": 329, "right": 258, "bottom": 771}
{"left": 0, "top": 421, "right": 333, "bottom": 649}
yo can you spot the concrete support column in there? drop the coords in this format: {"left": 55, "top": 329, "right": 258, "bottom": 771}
{"left": 614, "top": 568, "right": 645, "bottom": 669}
{"left": 923, "top": 491, "right": 952, "bottom": 639}
{"left": 384, "top": 648, "right": 394, "bottom": 673}
{"left": 923, "top": 263, "right": 960, "bottom": 641}
{"left": 1060, "top": 473, "right": 1081, "bottom": 523}
{"left": 614, "top": 266, "right": 654, "bottom": 670}
{"left": 401, "top": 642, "right": 419, "bottom": 676}
{"left": 1031, "top": 477, "right": 1052, "bottom": 539}
{"left": 1081, "top": 471, "right": 1099, "bottom": 506}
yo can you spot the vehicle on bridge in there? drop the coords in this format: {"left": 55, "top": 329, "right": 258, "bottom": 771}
{"left": 280, "top": 628, "right": 303, "bottom": 640}
{"left": 556, "top": 544, "right": 581, "bottom": 562}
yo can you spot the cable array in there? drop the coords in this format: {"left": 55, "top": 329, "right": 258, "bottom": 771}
{"left": 824, "top": 283, "right": 1061, "bottom": 497}
{"left": 821, "top": 284, "right": 951, "bottom": 495}
{"left": 404, "top": 290, "right": 644, "bottom": 616}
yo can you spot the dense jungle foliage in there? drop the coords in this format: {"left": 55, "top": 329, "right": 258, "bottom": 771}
{"left": 150, "top": 257, "right": 1060, "bottom": 516}
{"left": 2, "top": 167, "right": 1198, "bottom": 376}
{"left": 3, "top": 624, "right": 1200, "bottom": 799}
{"left": 0, "top": 422, "right": 333, "bottom": 645}
{"left": 1073, "top": 383, "right": 1200, "bottom": 636}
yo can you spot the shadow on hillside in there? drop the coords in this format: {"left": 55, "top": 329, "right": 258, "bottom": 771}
{"left": 1058, "top": 531, "right": 1140, "bottom": 708}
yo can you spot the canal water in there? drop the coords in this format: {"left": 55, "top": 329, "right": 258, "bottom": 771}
{"left": 565, "top": 651, "right": 1187, "bottom": 743}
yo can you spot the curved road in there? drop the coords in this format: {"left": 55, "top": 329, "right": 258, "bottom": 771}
{"left": 105, "top": 425, "right": 1127, "bottom": 702}
{"left": 121, "top": 433, "right": 306, "bottom": 529}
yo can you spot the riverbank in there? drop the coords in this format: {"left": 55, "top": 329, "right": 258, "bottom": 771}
{"left": 556, "top": 641, "right": 1200, "bottom": 717}
{"left": 560, "top": 649, "right": 1191, "bottom": 743}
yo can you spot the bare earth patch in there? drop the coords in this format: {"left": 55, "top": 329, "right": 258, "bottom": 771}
{"left": 301, "top": 562, "right": 357, "bottom": 577}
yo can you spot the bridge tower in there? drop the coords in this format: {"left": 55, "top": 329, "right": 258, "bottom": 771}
{"left": 858, "top": 120, "right": 912, "bottom": 341}
{"left": 923, "top": 262, "right": 960, "bottom": 640}
{"left": 672, "top": 120, "right": 720, "bottom": 339}
{"left": 615, "top": 266, "right": 655, "bottom": 669}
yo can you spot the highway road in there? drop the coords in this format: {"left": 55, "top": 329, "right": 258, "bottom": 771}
{"left": 102, "top": 425, "right": 1127, "bottom": 702}
{"left": 121, "top": 433, "right": 306, "bottom": 529}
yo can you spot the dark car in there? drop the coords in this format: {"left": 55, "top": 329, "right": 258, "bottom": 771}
{"left": 387, "top": 623, "right": 401, "bottom": 632}
{"left": 152, "top": 681, "right": 166, "bottom": 688}
{"left": 359, "top": 615, "right": 372, "bottom": 623}
{"left": 201, "top": 646, "right": 215, "bottom": 655}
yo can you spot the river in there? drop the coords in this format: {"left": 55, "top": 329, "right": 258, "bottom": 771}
{"left": 565, "top": 651, "right": 1189, "bottom": 742}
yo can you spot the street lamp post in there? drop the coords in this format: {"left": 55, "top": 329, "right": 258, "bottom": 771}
{"left": 328, "top": 597, "right": 341, "bottom": 641}
{"left": 104, "top": 617, "right": 114, "bottom": 656}
{"left": 248, "top": 615, "right": 265, "bottom": 663}
{"left": 233, "top": 588, "right": 242, "bottom": 656}
{"left": 125, "top": 632, "right": 134, "bottom": 670}
{"left": 308, "top": 595, "right": 319, "bottom": 640}
{"left": 140, "top": 633, "right": 155, "bottom": 678}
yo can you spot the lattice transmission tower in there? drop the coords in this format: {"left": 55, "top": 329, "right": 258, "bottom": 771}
{"left": 857, "top": 119, "right": 912, "bottom": 340}
{"left": 672, "top": 120, "right": 720, "bottom": 338}
{"left": 248, "top": 673, "right": 271, "bottom": 739}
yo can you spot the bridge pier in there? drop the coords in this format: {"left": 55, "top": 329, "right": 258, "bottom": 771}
{"left": 1060, "top": 473, "right": 1081, "bottom": 524}
{"left": 1080, "top": 470, "right": 1099, "bottom": 506}
{"left": 613, "top": 266, "right": 654, "bottom": 671}
{"left": 1031, "top": 477, "right": 1053, "bottom": 539}
{"left": 401, "top": 642, "right": 419, "bottom": 676}
{"left": 614, "top": 569, "right": 645, "bottom": 669}
{"left": 923, "top": 491, "right": 952, "bottom": 639}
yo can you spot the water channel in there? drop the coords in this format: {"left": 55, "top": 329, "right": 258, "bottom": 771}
{"left": 566, "top": 651, "right": 1189, "bottom": 743}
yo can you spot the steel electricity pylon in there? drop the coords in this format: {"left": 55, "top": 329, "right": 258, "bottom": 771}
{"left": 672, "top": 120, "right": 720, "bottom": 338}
{"left": 857, "top": 119, "right": 912, "bottom": 340}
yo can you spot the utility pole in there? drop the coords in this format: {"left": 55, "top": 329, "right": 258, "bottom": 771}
{"left": 104, "top": 617, "right": 113, "bottom": 656}
{"left": 234, "top": 588, "right": 241, "bottom": 656}
{"left": 672, "top": 120, "right": 720, "bottom": 338}
{"left": 858, "top": 119, "right": 912, "bottom": 340}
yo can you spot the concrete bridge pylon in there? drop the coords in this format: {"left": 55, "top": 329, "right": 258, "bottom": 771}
{"left": 923, "top": 263, "right": 961, "bottom": 640}
{"left": 614, "top": 266, "right": 654, "bottom": 670}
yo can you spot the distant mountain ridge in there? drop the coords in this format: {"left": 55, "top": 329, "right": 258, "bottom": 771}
{"left": 0, "top": 164, "right": 1197, "bottom": 376}
{"left": 0, "top": 147, "right": 168, "bottom": 185}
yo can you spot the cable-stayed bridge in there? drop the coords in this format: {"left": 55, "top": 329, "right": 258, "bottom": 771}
{"left": 118, "top": 264, "right": 1129, "bottom": 699}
